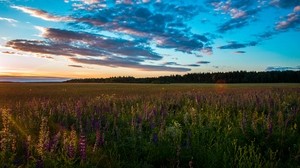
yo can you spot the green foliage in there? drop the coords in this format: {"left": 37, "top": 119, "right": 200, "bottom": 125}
{"left": 0, "top": 83, "right": 299, "bottom": 167}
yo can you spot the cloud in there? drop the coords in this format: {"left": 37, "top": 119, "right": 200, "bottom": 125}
{"left": 2, "top": 51, "right": 16, "bottom": 54}
{"left": 207, "top": 1, "right": 262, "bottom": 32}
{"left": 82, "top": 0, "right": 99, "bottom": 4}
{"left": 69, "top": 65, "right": 84, "bottom": 68}
{"left": 270, "top": 0, "right": 300, "bottom": 8}
{"left": 234, "top": 51, "right": 246, "bottom": 54}
{"left": 276, "top": 8, "right": 300, "bottom": 30}
{"left": 69, "top": 3, "right": 210, "bottom": 54}
{"left": 6, "top": 2, "right": 212, "bottom": 72}
{"left": 256, "top": 31, "right": 277, "bottom": 40}
{"left": 186, "top": 64, "right": 201, "bottom": 67}
{"left": 218, "top": 18, "right": 248, "bottom": 33}
{"left": 197, "top": 61, "right": 210, "bottom": 64}
{"left": 6, "top": 28, "right": 191, "bottom": 72}
{"left": 266, "top": 66, "right": 300, "bottom": 71}
{"left": 0, "top": 17, "right": 17, "bottom": 23}
{"left": 71, "top": 58, "right": 190, "bottom": 72}
{"left": 217, "top": 9, "right": 260, "bottom": 32}
{"left": 11, "top": 5, "right": 73, "bottom": 22}
{"left": 218, "top": 41, "right": 257, "bottom": 49}
{"left": 295, "top": 6, "right": 300, "bottom": 12}
{"left": 163, "top": 61, "right": 210, "bottom": 67}
{"left": 201, "top": 47, "right": 213, "bottom": 55}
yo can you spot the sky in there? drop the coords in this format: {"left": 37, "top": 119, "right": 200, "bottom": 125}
{"left": 0, "top": 0, "right": 299, "bottom": 81}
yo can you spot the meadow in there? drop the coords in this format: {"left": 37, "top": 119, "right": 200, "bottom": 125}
{"left": 0, "top": 83, "right": 299, "bottom": 167}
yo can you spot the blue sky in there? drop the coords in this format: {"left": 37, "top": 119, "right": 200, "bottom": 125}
{"left": 0, "top": 0, "right": 299, "bottom": 80}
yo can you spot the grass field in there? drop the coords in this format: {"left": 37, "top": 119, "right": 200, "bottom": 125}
{"left": 0, "top": 83, "right": 299, "bottom": 167}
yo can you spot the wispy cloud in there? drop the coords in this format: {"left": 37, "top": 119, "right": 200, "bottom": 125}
{"left": 197, "top": 61, "right": 210, "bottom": 64}
{"left": 270, "top": 0, "right": 300, "bottom": 8}
{"left": 207, "top": 0, "right": 262, "bottom": 32}
{"left": 11, "top": 5, "right": 73, "bottom": 22}
{"left": 276, "top": 6, "right": 300, "bottom": 30}
{"left": 234, "top": 51, "right": 246, "bottom": 54}
{"left": 219, "top": 41, "right": 257, "bottom": 49}
{"left": 266, "top": 65, "right": 300, "bottom": 71}
{"left": 71, "top": 58, "right": 191, "bottom": 72}
{"left": 69, "top": 65, "right": 84, "bottom": 68}
{"left": 0, "top": 17, "right": 17, "bottom": 23}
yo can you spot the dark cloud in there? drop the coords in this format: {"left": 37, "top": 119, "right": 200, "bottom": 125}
{"left": 7, "top": 28, "right": 161, "bottom": 59}
{"left": 270, "top": 0, "right": 300, "bottom": 8}
{"left": 6, "top": 27, "right": 192, "bottom": 72}
{"left": 186, "top": 64, "right": 201, "bottom": 67}
{"left": 71, "top": 58, "right": 190, "bottom": 72}
{"left": 163, "top": 61, "right": 208, "bottom": 67}
{"left": 69, "top": 3, "right": 210, "bottom": 54}
{"left": 2, "top": 51, "right": 15, "bottom": 54}
{"left": 219, "top": 41, "right": 246, "bottom": 49}
{"left": 40, "top": 56, "right": 54, "bottom": 59}
{"left": 234, "top": 51, "right": 246, "bottom": 54}
{"left": 266, "top": 66, "right": 300, "bottom": 71}
{"left": 257, "top": 31, "right": 277, "bottom": 40}
{"left": 219, "top": 41, "right": 257, "bottom": 49}
{"left": 197, "top": 61, "right": 210, "bottom": 64}
{"left": 217, "top": 8, "right": 261, "bottom": 33}
{"left": 69, "top": 65, "right": 84, "bottom": 68}
{"left": 163, "top": 62, "right": 180, "bottom": 66}
{"left": 218, "top": 18, "right": 248, "bottom": 33}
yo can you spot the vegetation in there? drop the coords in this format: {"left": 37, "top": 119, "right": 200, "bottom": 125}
{"left": 0, "top": 83, "right": 299, "bottom": 167}
{"left": 66, "top": 71, "right": 300, "bottom": 83}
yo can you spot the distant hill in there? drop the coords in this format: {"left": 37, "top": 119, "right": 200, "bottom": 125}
{"left": 66, "top": 71, "right": 300, "bottom": 83}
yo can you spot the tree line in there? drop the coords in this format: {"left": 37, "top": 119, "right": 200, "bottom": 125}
{"left": 66, "top": 71, "right": 300, "bottom": 83}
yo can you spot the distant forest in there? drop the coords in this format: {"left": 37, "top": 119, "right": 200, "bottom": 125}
{"left": 66, "top": 71, "right": 300, "bottom": 83}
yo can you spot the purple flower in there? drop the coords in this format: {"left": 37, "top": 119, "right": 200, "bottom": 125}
{"left": 79, "top": 133, "right": 87, "bottom": 161}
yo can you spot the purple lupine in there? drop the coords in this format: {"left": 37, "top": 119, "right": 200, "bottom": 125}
{"left": 67, "top": 129, "right": 77, "bottom": 159}
{"left": 50, "top": 132, "right": 61, "bottom": 153}
{"left": 79, "top": 133, "right": 87, "bottom": 161}
{"left": 93, "top": 130, "right": 101, "bottom": 152}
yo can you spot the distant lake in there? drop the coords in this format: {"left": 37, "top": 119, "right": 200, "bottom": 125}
{"left": 0, "top": 76, "right": 69, "bottom": 83}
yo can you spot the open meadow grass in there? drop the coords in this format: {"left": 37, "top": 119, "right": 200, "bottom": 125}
{"left": 0, "top": 83, "right": 299, "bottom": 167}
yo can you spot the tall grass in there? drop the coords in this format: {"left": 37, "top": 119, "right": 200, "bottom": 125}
{"left": 0, "top": 83, "right": 299, "bottom": 167}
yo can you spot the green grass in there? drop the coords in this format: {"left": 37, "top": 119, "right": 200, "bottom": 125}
{"left": 0, "top": 83, "right": 299, "bottom": 167}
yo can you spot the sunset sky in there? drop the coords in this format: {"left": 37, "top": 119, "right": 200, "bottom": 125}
{"left": 0, "top": 0, "right": 299, "bottom": 81}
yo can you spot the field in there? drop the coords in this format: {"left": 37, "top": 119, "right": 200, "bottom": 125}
{"left": 0, "top": 83, "right": 299, "bottom": 167}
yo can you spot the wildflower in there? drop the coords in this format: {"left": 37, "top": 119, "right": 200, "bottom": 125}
{"left": 50, "top": 131, "right": 61, "bottom": 152}
{"left": 26, "top": 135, "right": 32, "bottom": 160}
{"left": 93, "top": 130, "right": 104, "bottom": 152}
{"left": 37, "top": 117, "right": 50, "bottom": 158}
{"left": 79, "top": 133, "right": 87, "bottom": 161}
{"left": 68, "top": 128, "right": 77, "bottom": 159}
